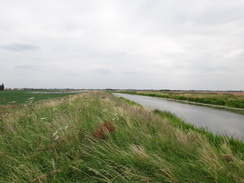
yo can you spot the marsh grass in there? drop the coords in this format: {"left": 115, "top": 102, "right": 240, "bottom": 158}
{"left": 0, "top": 91, "right": 243, "bottom": 182}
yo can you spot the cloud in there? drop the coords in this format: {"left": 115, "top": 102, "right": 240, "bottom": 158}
{"left": 14, "top": 65, "right": 35, "bottom": 69}
{"left": 94, "top": 68, "right": 112, "bottom": 75}
{"left": 0, "top": 0, "right": 243, "bottom": 90}
{"left": 0, "top": 43, "right": 40, "bottom": 52}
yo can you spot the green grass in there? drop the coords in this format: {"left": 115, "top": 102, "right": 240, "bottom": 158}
{"left": 118, "top": 97, "right": 142, "bottom": 107}
{"left": 0, "top": 91, "right": 243, "bottom": 182}
{"left": 0, "top": 90, "right": 81, "bottom": 105}
{"left": 153, "top": 109, "right": 244, "bottom": 155}
{"left": 117, "top": 91, "right": 244, "bottom": 110}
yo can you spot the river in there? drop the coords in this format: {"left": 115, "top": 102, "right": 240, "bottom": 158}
{"left": 114, "top": 93, "right": 244, "bottom": 141}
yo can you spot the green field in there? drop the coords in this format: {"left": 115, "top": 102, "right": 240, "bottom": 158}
{"left": 0, "top": 90, "right": 82, "bottom": 105}
{"left": 0, "top": 91, "right": 243, "bottom": 182}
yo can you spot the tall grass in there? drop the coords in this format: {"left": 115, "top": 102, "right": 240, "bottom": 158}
{"left": 0, "top": 91, "right": 243, "bottom": 182}
{"left": 153, "top": 109, "right": 244, "bottom": 156}
{"left": 118, "top": 91, "right": 244, "bottom": 109}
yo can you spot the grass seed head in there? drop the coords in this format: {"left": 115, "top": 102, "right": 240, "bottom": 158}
{"left": 32, "top": 174, "right": 47, "bottom": 183}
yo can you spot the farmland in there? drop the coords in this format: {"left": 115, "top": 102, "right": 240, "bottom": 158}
{"left": 0, "top": 91, "right": 243, "bottom": 182}
{"left": 0, "top": 90, "right": 82, "bottom": 105}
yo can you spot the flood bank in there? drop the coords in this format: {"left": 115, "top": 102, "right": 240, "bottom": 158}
{"left": 114, "top": 93, "right": 244, "bottom": 141}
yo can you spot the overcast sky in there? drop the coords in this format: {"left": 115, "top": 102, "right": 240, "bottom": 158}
{"left": 1, "top": 0, "right": 244, "bottom": 90}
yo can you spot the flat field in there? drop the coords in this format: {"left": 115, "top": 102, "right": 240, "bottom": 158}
{"left": 0, "top": 90, "right": 82, "bottom": 105}
{"left": 0, "top": 91, "right": 243, "bottom": 182}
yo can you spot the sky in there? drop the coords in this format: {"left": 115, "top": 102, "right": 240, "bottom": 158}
{"left": 0, "top": 0, "right": 244, "bottom": 90}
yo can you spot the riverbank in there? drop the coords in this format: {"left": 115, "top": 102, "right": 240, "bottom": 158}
{"left": 1, "top": 91, "right": 244, "bottom": 182}
{"left": 116, "top": 91, "right": 244, "bottom": 114}
{"left": 114, "top": 93, "right": 244, "bottom": 141}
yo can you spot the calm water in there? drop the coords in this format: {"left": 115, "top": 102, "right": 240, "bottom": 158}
{"left": 114, "top": 93, "right": 244, "bottom": 141}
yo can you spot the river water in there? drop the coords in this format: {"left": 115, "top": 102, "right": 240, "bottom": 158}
{"left": 114, "top": 93, "right": 244, "bottom": 141}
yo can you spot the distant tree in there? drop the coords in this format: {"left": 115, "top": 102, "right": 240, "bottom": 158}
{"left": 0, "top": 83, "right": 4, "bottom": 90}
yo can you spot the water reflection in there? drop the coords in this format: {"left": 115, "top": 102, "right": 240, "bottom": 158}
{"left": 114, "top": 93, "right": 244, "bottom": 141}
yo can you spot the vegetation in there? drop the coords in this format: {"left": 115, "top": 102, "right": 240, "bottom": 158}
{"left": 117, "top": 97, "right": 142, "bottom": 107}
{"left": 0, "top": 90, "right": 81, "bottom": 105}
{"left": 117, "top": 90, "right": 244, "bottom": 109}
{"left": 0, "top": 83, "right": 4, "bottom": 91}
{"left": 153, "top": 110, "right": 244, "bottom": 155}
{"left": 0, "top": 91, "right": 243, "bottom": 182}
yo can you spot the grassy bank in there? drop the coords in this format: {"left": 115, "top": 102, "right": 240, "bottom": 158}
{"left": 0, "top": 91, "right": 243, "bottom": 182}
{"left": 117, "top": 91, "right": 244, "bottom": 110}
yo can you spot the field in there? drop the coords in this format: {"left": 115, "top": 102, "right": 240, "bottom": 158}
{"left": 0, "top": 91, "right": 244, "bottom": 182}
{"left": 117, "top": 90, "right": 244, "bottom": 111}
{"left": 0, "top": 90, "right": 82, "bottom": 105}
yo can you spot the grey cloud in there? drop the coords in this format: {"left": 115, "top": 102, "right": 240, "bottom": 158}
{"left": 124, "top": 71, "right": 136, "bottom": 75}
{"left": 95, "top": 68, "right": 112, "bottom": 75}
{"left": 0, "top": 44, "right": 40, "bottom": 52}
{"left": 195, "top": 4, "right": 244, "bottom": 26}
{"left": 57, "top": 21, "right": 80, "bottom": 33}
{"left": 14, "top": 65, "right": 43, "bottom": 72}
{"left": 0, "top": 0, "right": 243, "bottom": 90}
{"left": 0, "top": 21, "right": 13, "bottom": 31}
{"left": 173, "top": 4, "right": 244, "bottom": 25}
{"left": 109, "top": 51, "right": 128, "bottom": 58}
{"left": 15, "top": 65, "right": 35, "bottom": 69}
{"left": 130, "top": 0, "right": 244, "bottom": 37}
